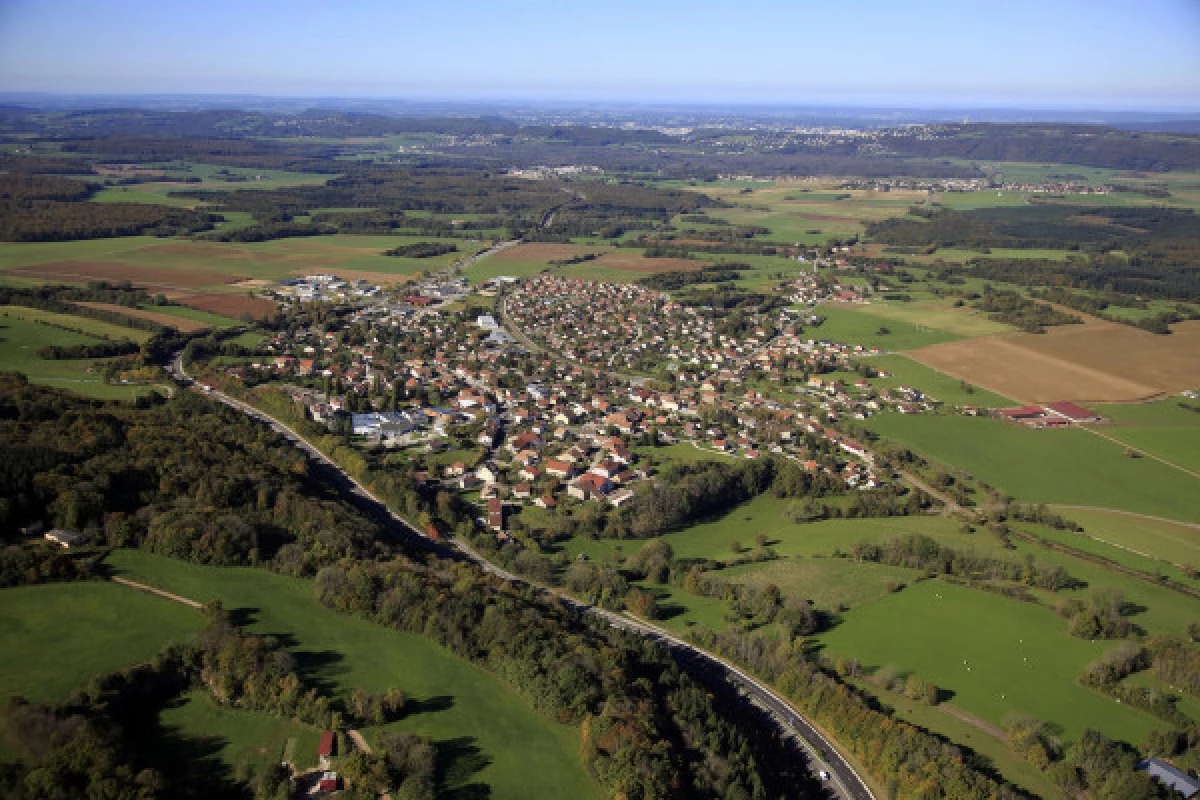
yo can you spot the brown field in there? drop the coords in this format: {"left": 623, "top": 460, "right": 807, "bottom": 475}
{"left": 4, "top": 261, "right": 245, "bottom": 290}
{"left": 909, "top": 319, "right": 1200, "bottom": 404}
{"left": 170, "top": 292, "right": 277, "bottom": 320}
{"left": 287, "top": 269, "right": 414, "bottom": 286}
{"left": 71, "top": 302, "right": 212, "bottom": 333}
{"left": 491, "top": 243, "right": 608, "bottom": 262}
{"left": 593, "top": 254, "right": 705, "bottom": 273}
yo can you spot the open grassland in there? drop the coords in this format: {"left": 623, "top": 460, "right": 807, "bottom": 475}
{"left": 0, "top": 581, "right": 206, "bottom": 702}
{"left": 1096, "top": 399, "right": 1200, "bottom": 474}
{"left": 840, "top": 298, "right": 1015, "bottom": 339}
{"left": 150, "top": 691, "right": 322, "bottom": 774}
{"left": 136, "top": 303, "right": 242, "bottom": 330}
{"left": 1044, "top": 507, "right": 1200, "bottom": 569}
{"left": 1, "top": 304, "right": 153, "bottom": 342}
{"left": 0, "top": 234, "right": 482, "bottom": 290}
{"left": 0, "top": 312, "right": 151, "bottom": 399}
{"left": 809, "top": 303, "right": 962, "bottom": 350}
{"left": 105, "top": 549, "right": 599, "bottom": 800}
{"left": 71, "top": 301, "right": 212, "bottom": 332}
{"left": 868, "top": 413, "right": 1200, "bottom": 523}
{"left": 722, "top": 557, "right": 923, "bottom": 611}
{"left": 816, "top": 580, "right": 1161, "bottom": 745}
{"left": 908, "top": 319, "right": 1200, "bottom": 404}
{"left": 869, "top": 354, "right": 1015, "bottom": 407}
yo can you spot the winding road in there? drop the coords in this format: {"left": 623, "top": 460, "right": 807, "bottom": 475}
{"left": 166, "top": 352, "right": 874, "bottom": 800}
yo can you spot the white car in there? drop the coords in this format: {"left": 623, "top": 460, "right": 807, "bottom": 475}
{"left": 818, "top": 770, "right": 830, "bottom": 781}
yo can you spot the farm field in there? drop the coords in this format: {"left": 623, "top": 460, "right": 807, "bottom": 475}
{"left": 0, "top": 581, "right": 206, "bottom": 702}
{"left": 0, "top": 234, "right": 481, "bottom": 290}
{"left": 867, "top": 413, "right": 1200, "bottom": 523}
{"left": 136, "top": 303, "right": 243, "bottom": 330}
{"left": 908, "top": 319, "right": 1200, "bottom": 403}
{"left": 104, "top": 549, "right": 599, "bottom": 800}
{"left": 0, "top": 311, "right": 151, "bottom": 398}
{"left": 808, "top": 303, "right": 962, "bottom": 351}
{"left": 1095, "top": 398, "right": 1200, "bottom": 474}
{"left": 1042, "top": 507, "right": 1200, "bottom": 570}
{"left": 1, "top": 304, "right": 153, "bottom": 342}
{"left": 72, "top": 301, "right": 212, "bottom": 332}
{"left": 816, "top": 579, "right": 1162, "bottom": 745}
{"left": 868, "top": 354, "right": 1016, "bottom": 407}
{"left": 838, "top": 298, "right": 1015, "bottom": 339}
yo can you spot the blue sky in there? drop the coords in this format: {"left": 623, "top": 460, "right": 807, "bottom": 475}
{"left": 0, "top": 0, "right": 1198, "bottom": 108}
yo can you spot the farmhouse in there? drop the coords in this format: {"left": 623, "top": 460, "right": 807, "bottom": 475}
{"left": 1043, "top": 401, "right": 1101, "bottom": 423}
{"left": 1136, "top": 758, "right": 1200, "bottom": 798}
{"left": 998, "top": 406, "right": 1046, "bottom": 422}
{"left": 317, "top": 730, "right": 335, "bottom": 766}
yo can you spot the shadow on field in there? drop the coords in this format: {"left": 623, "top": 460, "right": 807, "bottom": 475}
{"left": 406, "top": 694, "right": 454, "bottom": 717}
{"left": 437, "top": 736, "right": 492, "bottom": 800}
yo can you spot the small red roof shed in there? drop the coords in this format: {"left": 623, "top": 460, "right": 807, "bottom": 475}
{"left": 318, "top": 730, "right": 335, "bottom": 757}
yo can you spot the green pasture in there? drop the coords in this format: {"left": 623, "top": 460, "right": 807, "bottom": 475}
{"left": 151, "top": 690, "right": 322, "bottom": 773}
{"left": 867, "top": 413, "right": 1200, "bottom": 523}
{"left": 104, "top": 549, "right": 599, "bottom": 800}
{"left": 1025, "top": 516, "right": 1198, "bottom": 584}
{"left": 809, "top": 303, "right": 962, "bottom": 351}
{"left": 1098, "top": 400, "right": 1200, "bottom": 474}
{"left": 0, "top": 311, "right": 150, "bottom": 399}
{"left": 2, "top": 304, "right": 153, "bottom": 342}
{"left": 0, "top": 235, "right": 486, "bottom": 286}
{"left": 848, "top": 297, "right": 1014, "bottom": 339}
{"left": 816, "top": 579, "right": 1162, "bottom": 744}
{"left": 721, "top": 557, "right": 923, "bottom": 611}
{"left": 0, "top": 581, "right": 205, "bottom": 702}
{"left": 140, "top": 304, "right": 242, "bottom": 330}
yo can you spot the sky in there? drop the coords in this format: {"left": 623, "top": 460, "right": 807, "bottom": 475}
{"left": 0, "top": 0, "right": 1198, "bottom": 109}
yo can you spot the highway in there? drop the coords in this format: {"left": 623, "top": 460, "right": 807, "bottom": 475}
{"left": 167, "top": 351, "right": 875, "bottom": 800}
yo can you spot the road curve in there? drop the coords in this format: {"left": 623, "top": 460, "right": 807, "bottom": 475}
{"left": 168, "top": 352, "right": 874, "bottom": 800}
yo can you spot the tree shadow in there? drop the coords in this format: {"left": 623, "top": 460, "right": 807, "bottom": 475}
{"left": 436, "top": 736, "right": 493, "bottom": 800}
{"left": 126, "top": 700, "right": 250, "bottom": 799}
{"left": 228, "top": 606, "right": 260, "bottom": 627}
{"left": 405, "top": 694, "right": 454, "bottom": 717}
{"left": 289, "top": 649, "right": 346, "bottom": 694}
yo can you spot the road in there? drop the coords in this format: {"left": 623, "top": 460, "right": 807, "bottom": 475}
{"left": 167, "top": 351, "right": 874, "bottom": 800}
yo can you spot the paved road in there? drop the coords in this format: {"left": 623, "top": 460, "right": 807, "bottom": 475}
{"left": 167, "top": 352, "right": 873, "bottom": 800}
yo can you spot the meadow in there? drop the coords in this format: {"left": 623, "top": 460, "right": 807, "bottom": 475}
{"left": 815, "top": 580, "right": 1162, "bottom": 744}
{"left": 807, "top": 303, "right": 963, "bottom": 351}
{"left": 0, "top": 581, "right": 206, "bottom": 702}
{"left": 104, "top": 549, "right": 599, "bottom": 800}
{"left": 150, "top": 691, "right": 322, "bottom": 774}
{"left": 868, "top": 354, "right": 1016, "bottom": 407}
{"left": 1098, "top": 399, "right": 1200, "bottom": 474}
{"left": 0, "top": 311, "right": 152, "bottom": 399}
{"left": 867, "top": 413, "right": 1200, "bottom": 523}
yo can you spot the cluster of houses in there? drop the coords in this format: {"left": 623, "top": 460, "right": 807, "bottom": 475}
{"left": 997, "top": 402, "right": 1102, "bottom": 428}
{"left": 274, "top": 274, "right": 382, "bottom": 304}
{"left": 786, "top": 271, "right": 869, "bottom": 305}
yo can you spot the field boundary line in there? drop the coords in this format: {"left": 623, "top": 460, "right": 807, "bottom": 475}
{"left": 1080, "top": 426, "right": 1200, "bottom": 480}
{"left": 111, "top": 575, "right": 205, "bottom": 609}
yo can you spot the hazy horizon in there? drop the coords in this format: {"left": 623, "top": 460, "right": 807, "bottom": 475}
{"left": 1, "top": 0, "right": 1198, "bottom": 111}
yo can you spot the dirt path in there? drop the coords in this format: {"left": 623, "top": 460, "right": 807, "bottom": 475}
{"left": 111, "top": 576, "right": 205, "bottom": 609}
{"left": 940, "top": 704, "right": 1007, "bottom": 741}
{"left": 1079, "top": 426, "right": 1200, "bottom": 480}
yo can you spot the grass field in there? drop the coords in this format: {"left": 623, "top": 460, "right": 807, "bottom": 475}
{"left": 152, "top": 691, "right": 322, "bottom": 773}
{"left": 722, "top": 557, "right": 924, "bottom": 611}
{"left": 0, "top": 311, "right": 152, "bottom": 399}
{"left": 138, "top": 303, "right": 243, "bottom": 330}
{"left": 816, "top": 580, "right": 1162, "bottom": 744}
{"left": 0, "top": 581, "right": 206, "bottom": 702}
{"left": 809, "top": 304, "right": 962, "bottom": 351}
{"left": 104, "top": 549, "right": 598, "bottom": 800}
{"left": 2, "top": 304, "right": 154, "bottom": 342}
{"left": 868, "top": 413, "right": 1200, "bottom": 523}
{"left": 0, "top": 234, "right": 485, "bottom": 289}
{"left": 846, "top": 298, "right": 1015, "bottom": 339}
{"left": 1097, "top": 399, "right": 1200, "bottom": 474}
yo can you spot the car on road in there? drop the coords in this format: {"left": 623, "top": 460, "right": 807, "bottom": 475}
{"left": 819, "top": 770, "right": 830, "bottom": 781}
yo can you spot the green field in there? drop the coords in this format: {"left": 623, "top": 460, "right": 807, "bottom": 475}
{"left": 2, "top": 305, "right": 153, "bottom": 342}
{"left": 847, "top": 298, "right": 1014, "bottom": 339}
{"left": 0, "top": 581, "right": 206, "bottom": 702}
{"left": 809, "top": 303, "right": 962, "bottom": 351}
{"left": 151, "top": 691, "right": 322, "bottom": 773}
{"left": 104, "top": 549, "right": 598, "bottom": 800}
{"left": 816, "top": 580, "right": 1162, "bottom": 744}
{"left": 0, "top": 311, "right": 152, "bottom": 398}
{"left": 0, "top": 234, "right": 488, "bottom": 286}
{"left": 722, "top": 557, "right": 923, "bottom": 611}
{"left": 868, "top": 354, "right": 1016, "bottom": 407}
{"left": 141, "top": 304, "right": 242, "bottom": 329}
{"left": 868, "top": 413, "right": 1200, "bottom": 523}
{"left": 1097, "top": 400, "right": 1200, "bottom": 474}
